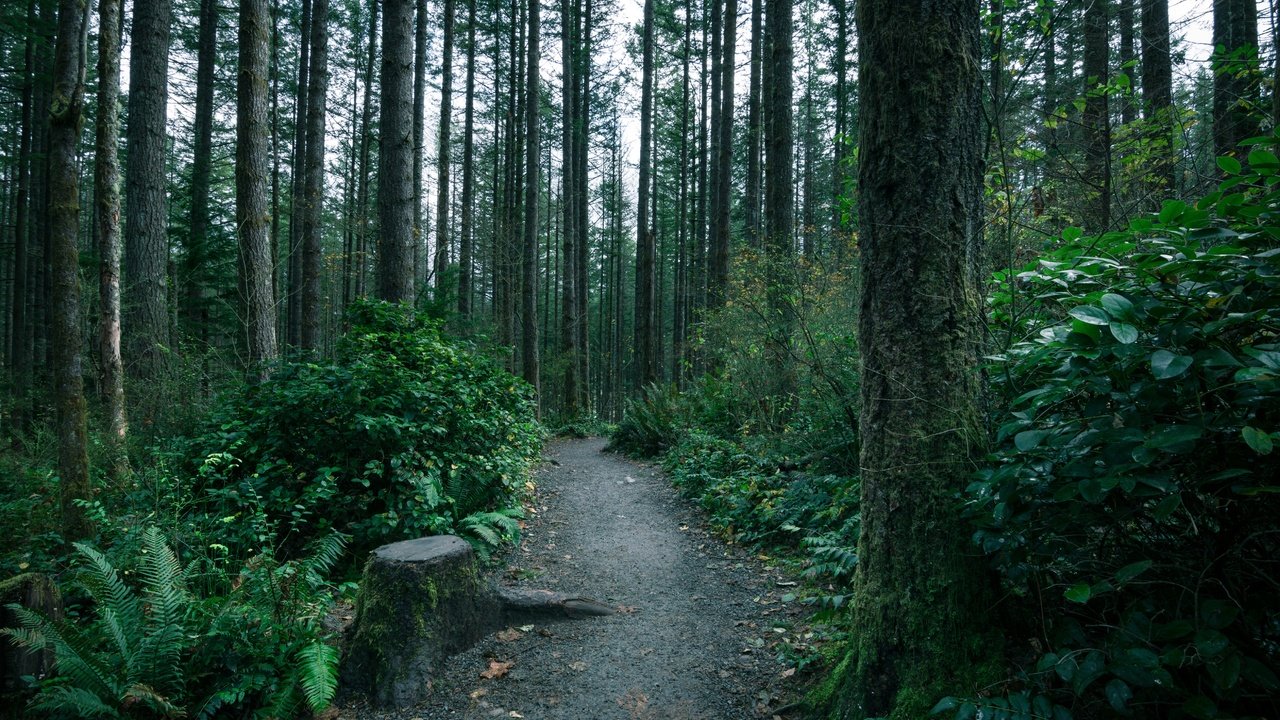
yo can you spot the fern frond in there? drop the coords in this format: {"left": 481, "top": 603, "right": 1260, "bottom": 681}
{"left": 26, "top": 684, "right": 122, "bottom": 718}
{"left": 298, "top": 531, "right": 347, "bottom": 581}
{"left": 132, "top": 622, "right": 186, "bottom": 701}
{"left": 296, "top": 640, "right": 340, "bottom": 712}
{"left": 122, "top": 682, "right": 186, "bottom": 718}
{"left": 139, "top": 527, "right": 188, "bottom": 629}
{"left": 72, "top": 541, "right": 142, "bottom": 638}
{"left": 256, "top": 667, "right": 303, "bottom": 720}
{"left": 8, "top": 606, "right": 120, "bottom": 702}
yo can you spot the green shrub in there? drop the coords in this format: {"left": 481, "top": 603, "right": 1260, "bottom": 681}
{"left": 607, "top": 383, "right": 683, "bottom": 458}
{"left": 2, "top": 527, "right": 344, "bottom": 719}
{"left": 963, "top": 157, "right": 1280, "bottom": 719}
{"left": 182, "top": 300, "right": 542, "bottom": 561}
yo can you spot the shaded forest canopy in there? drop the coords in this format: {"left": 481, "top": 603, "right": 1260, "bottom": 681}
{"left": 0, "top": 0, "right": 1278, "bottom": 718}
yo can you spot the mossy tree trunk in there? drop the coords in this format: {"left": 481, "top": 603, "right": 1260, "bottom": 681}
{"left": 835, "top": 1, "right": 994, "bottom": 717}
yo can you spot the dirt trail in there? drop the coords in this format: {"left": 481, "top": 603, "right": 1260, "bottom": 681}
{"left": 341, "top": 437, "right": 805, "bottom": 720}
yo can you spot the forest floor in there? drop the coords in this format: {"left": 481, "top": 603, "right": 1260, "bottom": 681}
{"left": 335, "top": 437, "right": 808, "bottom": 720}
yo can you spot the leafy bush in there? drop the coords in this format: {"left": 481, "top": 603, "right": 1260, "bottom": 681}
{"left": 963, "top": 155, "right": 1280, "bottom": 719}
{"left": 607, "top": 383, "right": 683, "bottom": 458}
{"left": 2, "top": 527, "right": 343, "bottom": 719}
{"left": 182, "top": 301, "right": 542, "bottom": 560}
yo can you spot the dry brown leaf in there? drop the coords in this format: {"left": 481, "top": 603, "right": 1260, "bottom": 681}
{"left": 480, "top": 659, "right": 513, "bottom": 679}
{"left": 469, "top": 688, "right": 489, "bottom": 699}
{"left": 495, "top": 627, "right": 524, "bottom": 642}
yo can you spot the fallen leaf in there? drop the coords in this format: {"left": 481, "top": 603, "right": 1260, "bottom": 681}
{"left": 780, "top": 667, "right": 796, "bottom": 679}
{"left": 518, "top": 624, "right": 535, "bottom": 632}
{"left": 568, "top": 661, "right": 587, "bottom": 672}
{"left": 469, "top": 688, "right": 489, "bottom": 699}
{"left": 495, "top": 628, "right": 524, "bottom": 642}
{"left": 616, "top": 605, "right": 639, "bottom": 614}
{"left": 480, "top": 660, "right": 513, "bottom": 679}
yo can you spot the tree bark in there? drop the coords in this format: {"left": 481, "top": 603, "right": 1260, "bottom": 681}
{"left": 238, "top": 0, "right": 278, "bottom": 372}
{"left": 287, "top": 0, "right": 311, "bottom": 347}
{"left": 379, "top": 0, "right": 417, "bottom": 303}
{"left": 1119, "top": 0, "right": 1136, "bottom": 125}
{"left": 413, "top": 0, "right": 429, "bottom": 285}
{"left": 710, "top": 0, "right": 737, "bottom": 309}
{"left": 763, "top": 0, "right": 794, "bottom": 389}
{"left": 49, "top": 0, "right": 91, "bottom": 539}
{"left": 561, "top": 0, "right": 580, "bottom": 414}
{"left": 1082, "top": 0, "right": 1111, "bottom": 233}
{"left": 1141, "top": 0, "right": 1173, "bottom": 191}
{"left": 10, "top": 0, "right": 36, "bottom": 432}
{"left": 124, "top": 0, "right": 172, "bottom": 380}
{"left": 96, "top": 0, "right": 127, "bottom": 449}
{"left": 435, "top": 0, "right": 456, "bottom": 293}
{"left": 835, "top": 1, "right": 992, "bottom": 716}
{"left": 1212, "top": 0, "right": 1261, "bottom": 160}
{"left": 185, "top": 0, "right": 217, "bottom": 344}
{"left": 634, "top": 0, "right": 656, "bottom": 389}
{"left": 301, "top": 0, "right": 330, "bottom": 350}
{"left": 522, "top": 0, "right": 541, "bottom": 400}
{"left": 458, "top": 0, "right": 477, "bottom": 317}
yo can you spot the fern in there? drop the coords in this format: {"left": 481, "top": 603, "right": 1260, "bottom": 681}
{"left": 457, "top": 507, "right": 524, "bottom": 561}
{"left": 296, "top": 640, "right": 339, "bottom": 712}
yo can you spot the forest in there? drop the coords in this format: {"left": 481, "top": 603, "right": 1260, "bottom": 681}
{"left": 0, "top": 0, "right": 1278, "bottom": 717}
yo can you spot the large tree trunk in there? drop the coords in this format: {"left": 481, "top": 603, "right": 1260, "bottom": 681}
{"left": 355, "top": 0, "right": 378, "bottom": 301}
{"left": 124, "top": 0, "right": 172, "bottom": 380}
{"left": 574, "top": 0, "right": 592, "bottom": 410}
{"left": 835, "top": 1, "right": 992, "bottom": 716}
{"left": 96, "top": 0, "right": 127, "bottom": 450}
{"left": 458, "top": 0, "right": 477, "bottom": 317}
{"left": 435, "top": 0, "right": 456, "bottom": 293}
{"left": 1212, "top": 0, "right": 1261, "bottom": 160}
{"left": 237, "top": 0, "right": 278, "bottom": 372}
{"left": 48, "top": 0, "right": 91, "bottom": 540}
{"left": 763, "top": 0, "right": 794, "bottom": 392}
{"left": 522, "top": 0, "right": 541, "bottom": 400}
{"left": 830, "top": 0, "right": 847, "bottom": 250}
{"left": 378, "top": 0, "right": 417, "bottom": 303}
{"left": 561, "top": 0, "right": 579, "bottom": 414}
{"left": 287, "top": 0, "right": 311, "bottom": 347}
{"left": 634, "top": 0, "right": 656, "bottom": 389}
{"left": 10, "top": 0, "right": 36, "bottom": 434}
{"left": 413, "top": 0, "right": 429, "bottom": 285}
{"left": 1082, "top": 0, "right": 1111, "bottom": 233}
{"left": 301, "top": 0, "right": 329, "bottom": 350}
{"left": 710, "top": 0, "right": 737, "bottom": 309}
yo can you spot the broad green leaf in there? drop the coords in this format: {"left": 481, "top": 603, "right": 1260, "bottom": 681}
{"left": 930, "top": 697, "right": 960, "bottom": 715}
{"left": 1062, "top": 226, "right": 1083, "bottom": 242}
{"left": 1064, "top": 582, "right": 1091, "bottom": 603}
{"left": 1151, "top": 350, "right": 1192, "bottom": 379}
{"left": 1014, "top": 430, "right": 1049, "bottom": 451}
{"left": 1248, "top": 148, "right": 1280, "bottom": 169}
{"left": 1217, "top": 156, "right": 1242, "bottom": 175}
{"left": 1069, "top": 306, "right": 1110, "bottom": 326}
{"left": 1158, "top": 200, "right": 1186, "bottom": 223}
{"left": 1110, "top": 322, "right": 1139, "bottom": 344}
{"left": 1105, "top": 679, "right": 1133, "bottom": 712}
{"left": 1100, "top": 292, "right": 1135, "bottom": 319}
{"left": 1242, "top": 426, "right": 1273, "bottom": 455}
{"left": 1115, "top": 560, "right": 1152, "bottom": 584}
{"left": 1145, "top": 424, "right": 1203, "bottom": 449}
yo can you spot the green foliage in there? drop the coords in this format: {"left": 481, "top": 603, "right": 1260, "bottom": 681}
{"left": 2, "top": 528, "right": 344, "bottom": 719}
{"left": 182, "top": 301, "right": 542, "bottom": 560}
{"left": 607, "top": 383, "right": 682, "bottom": 458}
{"left": 963, "top": 156, "right": 1280, "bottom": 719}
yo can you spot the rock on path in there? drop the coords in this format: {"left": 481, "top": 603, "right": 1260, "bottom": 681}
{"left": 339, "top": 438, "right": 804, "bottom": 719}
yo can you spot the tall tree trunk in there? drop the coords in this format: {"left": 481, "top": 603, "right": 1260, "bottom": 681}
{"left": 49, "top": 0, "right": 91, "bottom": 539}
{"left": 674, "top": 0, "right": 692, "bottom": 380}
{"left": 763, "top": 0, "right": 794, "bottom": 389}
{"left": 1119, "top": 0, "right": 1136, "bottom": 125}
{"left": 523, "top": 0, "right": 541, "bottom": 399}
{"left": 574, "top": 0, "right": 592, "bottom": 410}
{"left": 413, "top": 0, "right": 429, "bottom": 285}
{"left": 11, "top": 0, "right": 36, "bottom": 433}
{"left": 379, "top": 0, "right": 417, "bottom": 303}
{"left": 301, "top": 0, "right": 329, "bottom": 350}
{"left": 1141, "top": 0, "right": 1173, "bottom": 191}
{"left": 836, "top": 1, "right": 991, "bottom": 715}
{"left": 287, "top": 0, "right": 312, "bottom": 347}
{"left": 124, "top": 0, "right": 172, "bottom": 380}
{"left": 96, "top": 0, "right": 127, "bottom": 449}
{"left": 1083, "top": 0, "right": 1111, "bottom": 233}
{"left": 186, "top": 0, "right": 217, "bottom": 344}
{"left": 710, "top": 0, "right": 737, "bottom": 308}
{"left": 435, "top": 0, "right": 456, "bottom": 293}
{"left": 458, "top": 0, "right": 477, "bottom": 317}
{"left": 238, "top": 0, "right": 278, "bottom": 372}
{"left": 355, "top": 0, "right": 378, "bottom": 300}
{"left": 634, "top": 0, "right": 656, "bottom": 389}
{"left": 561, "top": 0, "right": 580, "bottom": 414}
{"left": 1213, "top": 0, "right": 1261, "bottom": 160}
{"left": 830, "top": 0, "right": 847, "bottom": 250}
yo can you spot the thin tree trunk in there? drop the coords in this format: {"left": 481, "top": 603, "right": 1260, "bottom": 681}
{"left": 830, "top": 0, "right": 847, "bottom": 249}
{"left": 764, "top": 0, "right": 794, "bottom": 389}
{"left": 575, "top": 0, "right": 592, "bottom": 410}
{"left": 288, "top": 0, "right": 312, "bottom": 347}
{"left": 1083, "top": 0, "right": 1111, "bottom": 232}
{"left": 96, "top": 0, "right": 127, "bottom": 451}
{"left": 634, "top": 0, "right": 656, "bottom": 389}
{"left": 413, "top": 0, "right": 429, "bottom": 285}
{"left": 356, "top": 0, "right": 378, "bottom": 299}
{"left": 379, "top": 0, "right": 417, "bottom": 303}
{"left": 301, "top": 0, "right": 329, "bottom": 350}
{"left": 11, "top": 0, "right": 36, "bottom": 432}
{"left": 186, "top": 0, "right": 217, "bottom": 345}
{"left": 435, "top": 0, "right": 457, "bottom": 293}
{"left": 458, "top": 0, "right": 477, "bottom": 317}
{"left": 522, "top": 0, "right": 541, "bottom": 399}
{"left": 1119, "top": 0, "right": 1136, "bottom": 125}
{"left": 561, "top": 0, "right": 579, "bottom": 414}
{"left": 1212, "top": 0, "right": 1261, "bottom": 160}
{"left": 49, "top": 0, "right": 92, "bottom": 539}
{"left": 710, "top": 0, "right": 737, "bottom": 308}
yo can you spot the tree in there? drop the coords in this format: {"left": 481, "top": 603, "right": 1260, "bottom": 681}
{"left": 458, "top": 0, "right": 477, "bottom": 317}
{"left": 1142, "top": 0, "right": 1174, "bottom": 191}
{"left": 96, "top": 0, "right": 127, "bottom": 453}
{"left": 763, "top": 0, "right": 794, "bottom": 387}
{"left": 184, "top": 0, "right": 218, "bottom": 344}
{"left": 835, "top": 0, "right": 992, "bottom": 716}
{"left": 522, "top": 0, "right": 541, "bottom": 400}
{"left": 1082, "top": 0, "right": 1111, "bottom": 232}
{"left": 300, "top": 0, "right": 330, "bottom": 349}
{"left": 379, "top": 0, "right": 416, "bottom": 303}
{"left": 1212, "top": 0, "right": 1261, "bottom": 160}
{"left": 9, "top": 0, "right": 37, "bottom": 432}
{"left": 561, "top": 0, "right": 581, "bottom": 413}
{"left": 125, "top": 0, "right": 172, "bottom": 380}
{"left": 237, "top": 0, "right": 278, "bottom": 371}
{"left": 48, "top": 0, "right": 91, "bottom": 539}
{"left": 634, "top": 0, "right": 656, "bottom": 388}
{"left": 435, "top": 0, "right": 456, "bottom": 292}
{"left": 709, "top": 0, "right": 737, "bottom": 309}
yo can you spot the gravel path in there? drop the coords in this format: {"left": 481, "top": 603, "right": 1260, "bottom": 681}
{"left": 338, "top": 437, "right": 806, "bottom": 720}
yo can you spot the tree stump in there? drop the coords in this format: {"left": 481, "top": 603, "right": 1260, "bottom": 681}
{"left": 340, "top": 536, "right": 499, "bottom": 708}
{"left": 0, "top": 573, "right": 61, "bottom": 714}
